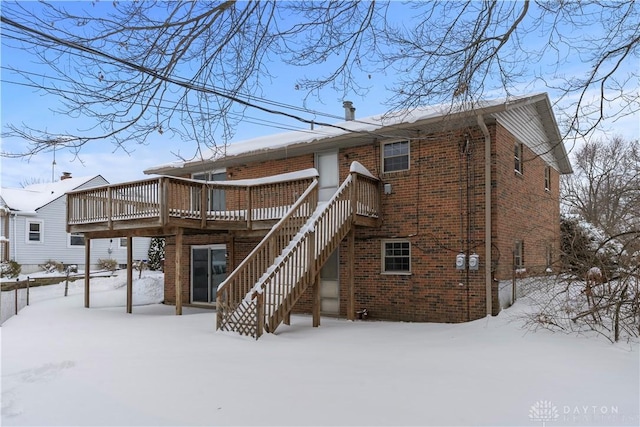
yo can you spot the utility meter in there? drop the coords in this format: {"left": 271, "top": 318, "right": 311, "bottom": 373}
{"left": 455, "top": 253, "right": 466, "bottom": 270}
{"left": 469, "top": 253, "right": 479, "bottom": 271}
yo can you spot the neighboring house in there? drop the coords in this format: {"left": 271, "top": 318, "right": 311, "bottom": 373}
{"left": 1, "top": 173, "right": 151, "bottom": 274}
{"left": 67, "top": 93, "right": 572, "bottom": 338}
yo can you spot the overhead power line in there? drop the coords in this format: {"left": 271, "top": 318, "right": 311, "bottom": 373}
{"left": 0, "top": 16, "right": 382, "bottom": 137}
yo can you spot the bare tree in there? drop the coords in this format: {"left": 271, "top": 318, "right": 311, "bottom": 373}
{"left": 526, "top": 217, "right": 640, "bottom": 342}
{"left": 562, "top": 137, "right": 640, "bottom": 239}
{"left": 1, "top": 1, "right": 638, "bottom": 159}
{"left": 525, "top": 136, "right": 640, "bottom": 342}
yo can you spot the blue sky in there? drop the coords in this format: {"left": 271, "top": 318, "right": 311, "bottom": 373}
{"left": 1, "top": 1, "right": 638, "bottom": 188}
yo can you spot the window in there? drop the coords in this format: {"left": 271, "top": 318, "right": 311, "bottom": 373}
{"left": 192, "top": 171, "right": 226, "bottom": 211}
{"left": 382, "top": 240, "right": 411, "bottom": 273}
{"left": 544, "top": 166, "right": 551, "bottom": 191}
{"left": 545, "top": 244, "right": 553, "bottom": 269}
{"left": 514, "top": 240, "right": 524, "bottom": 269}
{"left": 69, "top": 232, "right": 85, "bottom": 246}
{"left": 26, "top": 220, "right": 43, "bottom": 243}
{"left": 382, "top": 140, "right": 409, "bottom": 172}
{"left": 514, "top": 142, "right": 523, "bottom": 174}
{"left": 118, "top": 237, "right": 127, "bottom": 248}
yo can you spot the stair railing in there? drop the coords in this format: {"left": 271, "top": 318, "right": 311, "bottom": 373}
{"left": 217, "top": 162, "right": 381, "bottom": 339}
{"left": 216, "top": 178, "right": 319, "bottom": 335}
{"left": 255, "top": 172, "right": 356, "bottom": 334}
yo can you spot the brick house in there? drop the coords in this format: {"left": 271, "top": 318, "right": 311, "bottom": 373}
{"left": 67, "top": 93, "right": 571, "bottom": 338}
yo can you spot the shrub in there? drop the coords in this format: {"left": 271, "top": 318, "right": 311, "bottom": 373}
{"left": 133, "top": 259, "right": 147, "bottom": 278}
{"left": 97, "top": 258, "right": 118, "bottom": 272}
{"left": 41, "top": 260, "right": 64, "bottom": 273}
{"left": 0, "top": 260, "right": 21, "bottom": 278}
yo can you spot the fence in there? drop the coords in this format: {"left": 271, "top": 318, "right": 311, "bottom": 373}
{"left": 499, "top": 264, "right": 557, "bottom": 309}
{"left": 1, "top": 284, "right": 30, "bottom": 325}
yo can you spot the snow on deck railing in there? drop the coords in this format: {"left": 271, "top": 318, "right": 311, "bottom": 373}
{"left": 67, "top": 169, "right": 319, "bottom": 229}
{"left": 216, "top": 178, "right": 320, "bottom": 336}
{"left": 217, "top": 162, "right": 381, "bottom": 338}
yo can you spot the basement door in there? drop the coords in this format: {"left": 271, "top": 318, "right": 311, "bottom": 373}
{"left": 316, "top": 150, "right": 340, "bottom": 315}
{"left": 191, "top": 244, "right": 227, "bottom": 304}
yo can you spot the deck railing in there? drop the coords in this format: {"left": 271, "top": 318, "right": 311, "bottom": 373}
{"left": 67, "top": 170, "right": 318, "bottom": 231}
{"left": 217, "top": 164, "right": 380, "bottom": 338}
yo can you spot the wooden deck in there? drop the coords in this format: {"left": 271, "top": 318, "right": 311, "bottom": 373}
{"left": 67, "top": 166, "right": 381, "bottom": 323}
{"left": 66, "top": 171, "right": 320, "bottom": 238}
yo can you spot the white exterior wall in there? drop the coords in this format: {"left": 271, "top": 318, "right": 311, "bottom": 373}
{"left": 6, "top": 177, "right": 151, "bottom": 274}
{"left": 10, "top": 208, "right": 151, "bottom": 274}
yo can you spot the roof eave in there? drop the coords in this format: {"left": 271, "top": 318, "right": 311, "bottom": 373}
{"left": 145, "top": 93, "right": 570, "bottom": 176}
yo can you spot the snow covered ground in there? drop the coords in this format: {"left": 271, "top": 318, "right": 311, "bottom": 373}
{"left": 1, "top": 271, "right": 638, "bottom": 426}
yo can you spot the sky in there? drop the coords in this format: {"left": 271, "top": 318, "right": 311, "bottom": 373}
{"left": 1, "top": 270, "right": 638, "bottom": 426}
{"left": 1, "top": 1, "right": 638, "bottom": 189}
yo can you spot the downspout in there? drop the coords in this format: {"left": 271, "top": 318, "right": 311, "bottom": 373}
{"left": 12, "top": 213, "right": 17, "bottom": 263}
{"left": 477, "top": 115, "right": 493, "bottom": 316}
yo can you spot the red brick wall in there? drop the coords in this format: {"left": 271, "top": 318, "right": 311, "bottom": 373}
{"left": 329, "top": 129, "right": 491, "bottom": 322}
{"left": 492, "top": 125, "right": 561, "bottom": 279}
{"left": 163, "top": 122, "right": 561, "bottom": 323}
{"left": 164, "top": 233, "right": 262, "bottom": 305}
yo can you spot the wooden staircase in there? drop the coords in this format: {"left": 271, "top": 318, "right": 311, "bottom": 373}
{"left": 216, "top": 163, "right": 379, "bottom": 339}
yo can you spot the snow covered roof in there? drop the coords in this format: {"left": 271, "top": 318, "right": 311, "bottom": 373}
{"left": 145, "top": 93, "right": 571, "bottom": 175}
{"left": 0, "top": 175, "right": 106, "bottom": 214}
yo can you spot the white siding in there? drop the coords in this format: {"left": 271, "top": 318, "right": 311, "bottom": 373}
{"left": 495, "top": 104, "right": 559, "bottom": 170}
{"left": 7, "top": 176, "right": 151, "bottom": 273}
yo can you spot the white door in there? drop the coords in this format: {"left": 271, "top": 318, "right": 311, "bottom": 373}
{"left": 320, "top": 249, "right": 340, "bottom": 314}
{"left": 315, "top": 151, "right": 340, "bottom": 314}
{"left": 316, "top": 151, "right": 339, "bottom": 202}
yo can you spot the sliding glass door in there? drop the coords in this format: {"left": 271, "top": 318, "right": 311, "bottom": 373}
{"left": 191, "top": 245, "right": 227, "bottom": 304}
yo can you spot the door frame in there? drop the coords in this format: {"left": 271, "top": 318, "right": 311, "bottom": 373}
{"left": 314, "top": 150, "right": 341, "bottom": 315}
{"left": 190, "top": 244, "right": 227, "bottom": 305}
{"left": 315, "top": 150, "right": 340, "bottom": 202}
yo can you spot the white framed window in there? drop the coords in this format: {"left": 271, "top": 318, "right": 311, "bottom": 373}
{"left": 117, "top": 237, "right": 128, "bottom": 248}
{"left": 382, "top": 140, "right": 410, "bottom": 173}
{"left": 544, "top": 166, "right": 551, "bottom": 191}
{"left": 69, "top": 232, "right": 85, "bottom": 247}
{"left": 514, "top": 240, "right": 524, "bottom": 269}
{"left": 26, "top": 220, "right": 44, "bottom": 243}
{"left": 192, "top": 170, "right": 226, "bottom": 211}
{"left": 514, "top": 142, "right": 523, "bottom": 174}
{"left": 382, "top": 240, "right": 411, "bottom": 274}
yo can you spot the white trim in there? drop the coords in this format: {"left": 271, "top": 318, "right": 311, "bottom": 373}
{"left": 381, "top": 139, "right": 410, "bottom": 173}
{"left": 117, "top": 237, "right": 128, "bottom": 249}
{"left": 25, "top": 219, "right": 44, "bottom": 244}
{"left": 544, "top": 165, "right": 551, "bottom": 192}
{"left": 514, "top": 141, "right": 524, "bottom": 174}
{"left": 381, "top": 239, "right": 411, "bottom": 274}
{"left": 191, "top": 169, "right": 226, "bottom": 180}
{"left": 67, "top": 232, "right": 86, "bottom": 248}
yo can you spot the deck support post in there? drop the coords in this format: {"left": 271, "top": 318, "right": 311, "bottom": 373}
{"left": 84, "top": 237, "right": 90, "bottom": 308}
{"left": 309, "top": 229, "right": 320, "bottom": 327}
{"left": 312, "top": 272, "right": 321, "bottom": 327}
{"left": 126, "top": 236, "right": 133, "bottom": 314}
{"left": 175, "top": 228, "right": 183, "bottom": 315}
{"left": 347, "top": 229, "right": 355, "bottom": 321}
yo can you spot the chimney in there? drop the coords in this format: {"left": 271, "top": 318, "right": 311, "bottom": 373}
{"left": 343, "top": 101, "right": 355, "bottom": 121}
{"left": 61, "top": 172, "right": 72, "bottom": 180}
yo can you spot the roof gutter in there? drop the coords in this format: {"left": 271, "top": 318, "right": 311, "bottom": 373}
{"left": 146, "top": 97, "right": 545, "bottom": 176}
{"left": 477, "top": 114, "right": 493, "bottom": 316}
{"left": 9, "top": 210, "right": 38, "bottom": 217}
